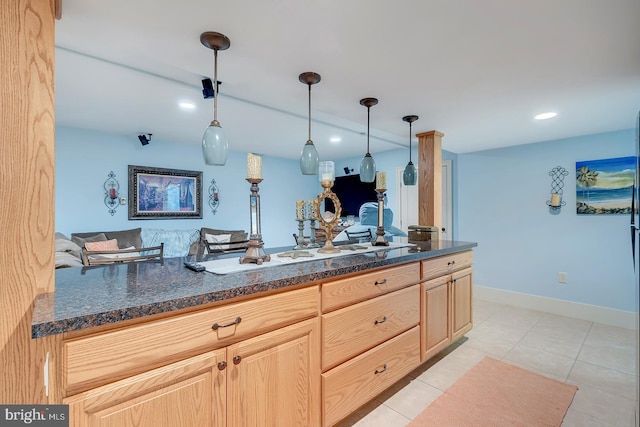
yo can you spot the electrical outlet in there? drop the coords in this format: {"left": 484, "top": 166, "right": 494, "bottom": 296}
{"left": 558, "top": 272, "right": 568, "bottom": 284}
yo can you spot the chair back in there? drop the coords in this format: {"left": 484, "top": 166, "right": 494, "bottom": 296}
{"left": 81, "top": 243, "right": 164, "bottom": 266}
{"left": 345, "top": 228, "right": 373, "bottom": 242}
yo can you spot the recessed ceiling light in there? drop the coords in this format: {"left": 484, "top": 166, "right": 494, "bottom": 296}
{"left": 179, "top": 102, "right": 196, "bottom": 110}
{"left": 534, "top": 112, "right": 557, "bottom": 120}
{"left": 329, "top": 136, "right": 342, "bottom": 143}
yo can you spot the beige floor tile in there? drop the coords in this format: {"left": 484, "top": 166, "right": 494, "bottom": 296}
{"left": 336, "top": 402, "right": 410, "bottom": 427}
{"left": 466, "top": 320, "right": 530, "bottom": 344}
{"left": 381, "top": 379, "right": 443, "bottom": 420}
{"left": 520, "top": 330, "right": 583, "bottom": 359}
{"left": 531, "top": 313, "right": 592, "bottom": 343}
{"left": 562, "top": 407, "right": 621, "bottom": 427}
{"left": 504, "top": 342, "right": 576, "bottom": 379}
{"left": 463, "top": 334, "right": 515, "bottom": 358}
{"left": 568, "top": 360, "right": 638, "bottom": 399}
{"left": 473, "top": 300, "right": 511, "bottom": 325}
{"left": 578, "top": 342, "right": 637, "bottom": 375}
{"left": 569, "top": 384, "right": 637, "bottom": 426}
{"left": 483, "top": 306, "right": 545, "bottom": 329}
{"left": 586, "top": 323, "right": 638, "bottom": 348}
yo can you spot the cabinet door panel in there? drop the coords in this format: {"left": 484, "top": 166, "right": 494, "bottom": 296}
{"left": 452, "top": 268, "right": 473, "bottom": 340}
{"left": 421, "top": 276, "right": 451, "bottom": 361}
{"left": 64, "top": 349, "right": 226, "bottom": 427}
{"left": 227, "top": 318, "right": 320, "bottom": 427}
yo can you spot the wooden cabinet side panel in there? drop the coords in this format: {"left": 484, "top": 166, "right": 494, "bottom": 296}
{"left": 227, "top": 318, "right": 320, "bottom": 427}
{"left": 64, "top": 349, "right": 226, "bottom": 427}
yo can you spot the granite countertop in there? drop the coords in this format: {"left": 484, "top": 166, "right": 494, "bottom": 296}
{"left": 32, "top": 240, "right": 477, "bottom": 338}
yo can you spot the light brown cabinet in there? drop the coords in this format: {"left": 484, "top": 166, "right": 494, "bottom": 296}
{"left": 320, "top": 265, "right": 422, "bottom": 426}
{"left": 420, "top": 251, "right": 473, "bottom": 362}
{"left": 62, "top": 288, "right": 320, "bottom": 427}
{"left": 54, "top": 251, "right": 473, "bottom": 427}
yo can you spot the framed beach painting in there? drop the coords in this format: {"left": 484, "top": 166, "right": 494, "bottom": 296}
{"left": 576, "top": 156, "right": 636, "bottom": 215}
{"left": 128, "top": 165, "right": 202, "bottom": 219}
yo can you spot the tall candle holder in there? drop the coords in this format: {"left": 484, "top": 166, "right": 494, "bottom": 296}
{"left": 293, "top": 219, "right": 307, "bottom": 249}
{"left": 372, "top": 169, "right": 390, "bottom": 246}
{"left": 312, "top": 162, "right": 341, "bottom": 253}
{"left": 240, "top": 178, "right": 271, "bottom": 265}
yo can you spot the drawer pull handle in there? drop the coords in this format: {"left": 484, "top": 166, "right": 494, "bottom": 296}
{"left": 233, "top": 355, "right": 242, "bottom": 365}
{"left": 447, "top": 261, "right": 455, "bottom": 266}
{"left": 374, "top": 364, "right": 387, "bottom": 374}
{"left": 217, "top": 361, "right": 227, "bottom": 371}
{"left": 374, "top": 279, "right": 387, "bottom": 285}
{"left": 212, "top": 316, "right": 242, "bottom": 331}
{"left": 374, "top": 316, "right": 387, "bottom": 325}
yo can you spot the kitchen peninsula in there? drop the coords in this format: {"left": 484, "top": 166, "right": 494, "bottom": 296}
{"left": 33, "top": 240, "right": 476, "bottom": 427}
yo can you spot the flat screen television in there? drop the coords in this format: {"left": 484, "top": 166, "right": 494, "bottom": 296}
{"left": 326, "top": 174, "right": 378, "bottom": 217}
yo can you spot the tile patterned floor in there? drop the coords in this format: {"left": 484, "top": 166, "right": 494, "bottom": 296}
{"left": 336, "top": 299, "right": 639, "bottom": 427}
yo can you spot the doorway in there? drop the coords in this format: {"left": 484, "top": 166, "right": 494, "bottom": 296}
{"left": 396, "top": 160, "right": 453, "bottom": 240}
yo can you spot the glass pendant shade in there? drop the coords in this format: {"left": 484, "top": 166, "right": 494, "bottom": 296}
{"left": 200, "top": 32, "right": 230, "bottom": 166}
{"left": 299, "top": 72, "right": 321, "bottom": 175}
{"left": 360, "top": 153, "right": 376, "bottom": 183}
{"left": 359, "top": 97, "right": 378, "bottom": 183}
{"left": 300, "top": 140, "right": 319, "bottom": 175}
{"left": 402, "top": 115, "right": 419, "bottom": 186}
{"left": 403, "top": 161, "right": 417, "bottom": 185}
{"left": 202, "top": 121, "right": 228, "bottom": 166}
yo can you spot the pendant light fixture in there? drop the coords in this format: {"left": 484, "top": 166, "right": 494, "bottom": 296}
{"left": 402, "top": 115, "right": 419, "bottom": 185}
{"left": 359, "top": 97, "right": 378, "bottom": 183}
{"left": 299, "top": 72, "right": 321, "bottom": 175}
{"left": 200, "top": 31, "right": 230, "bottom": 166}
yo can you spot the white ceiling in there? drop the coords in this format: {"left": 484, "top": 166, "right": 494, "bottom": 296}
{"left": 55, "top": 0, "right": 640, "bottom": 161}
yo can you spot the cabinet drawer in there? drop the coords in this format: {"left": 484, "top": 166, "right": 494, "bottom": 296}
{"left": 322, "top": 326, "right": 420, "bottom": 427}
{"left": 421, "top": 250, "right": 473, "bottom": 280}
{"left": 64, "top": 286, "right": 319, "bottom": 395}
{"left": 322, "top": 285, "right": 419, "bottom": 371}
{"left": 322, "top": 263, "right": 419, "bottom": 312}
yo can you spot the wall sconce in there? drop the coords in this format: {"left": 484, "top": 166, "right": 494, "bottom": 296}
{"left": 208, "top": 178, "right": 220, "bottom": 215}
{"left": 547, "top": 166, "right": 569, "bottom": 210}
{"left": 104, "top": 171, "right": 120, "bottom": 216}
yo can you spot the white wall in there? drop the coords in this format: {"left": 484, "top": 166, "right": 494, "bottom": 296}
{"left": 458, "top": 129, "right": 637, "bottom": 312}
{"left": 55, "top": 126, "right": 319, "bottom": 247}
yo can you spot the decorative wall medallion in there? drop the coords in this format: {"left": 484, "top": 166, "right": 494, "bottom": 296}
{"left": 209, "top": 178, "right": 220, "bottom": 215}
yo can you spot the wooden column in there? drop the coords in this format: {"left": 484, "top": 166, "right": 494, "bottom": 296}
{"left": 1, "top": 0, "right": 57, "bottom": 403}
{"left": 417, "top": 130, "right": 444, "bottom": 229}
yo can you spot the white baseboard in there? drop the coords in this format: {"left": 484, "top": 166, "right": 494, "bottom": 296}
{"left": 474, "top": 285, "right": 639, "bottom": 330}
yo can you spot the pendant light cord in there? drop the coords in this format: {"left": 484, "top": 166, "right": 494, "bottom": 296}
{"left": 366, "top": 106, "right": 371, "bottom": 154}
{"left": 409, "top": 121, "right": 413, "bottom": 162}
{"left": 213, "top": 49, "right": 218, "bottom": 123}
{"left": 308, "top": 83, "right": 312, "bottom": 141}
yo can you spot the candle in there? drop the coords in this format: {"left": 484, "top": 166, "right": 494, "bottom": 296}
{"left": 109, "top": 186, "right": 117, "bottom": 199}
{"left": 550, "top": 193, "right": 561, "bottom": 207}
{"left": 296, "top": 200, "right": 305, "bottom": 220}
{"left": 318, "top": 161, "right": 335, "bottom": 183}
{"left": 376, "top": 171, "right": 387, "bottom": 190}
{"left": 307, "top": 200, "right": 315, "bottom": 219}
{"left": 247, "top": 153, "right": 262, "bottom": 179}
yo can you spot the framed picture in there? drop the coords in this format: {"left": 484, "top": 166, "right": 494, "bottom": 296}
{"left": 128, "top": 165, "right": 202, "bottom": 219}
{"left": 576, "top": 156, "right": 636, "bottom": 215}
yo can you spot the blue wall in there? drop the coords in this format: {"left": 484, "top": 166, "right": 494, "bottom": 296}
{"left": 55, "top": 126, "right": 319, "bottom": 247}
{"left": 458, "top": 129, "right": 637, "bottom": 311}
